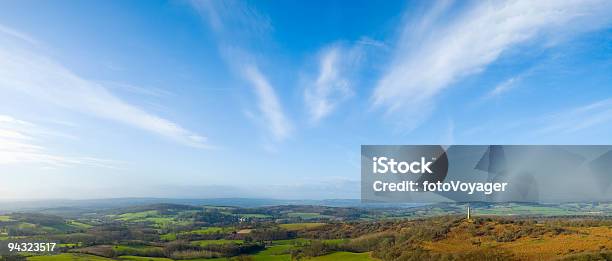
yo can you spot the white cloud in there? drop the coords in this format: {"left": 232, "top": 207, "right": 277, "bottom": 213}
{"left": 0, "top": 115, "right": 31, "bottom": 125}
{"left": 356, "top": 37, "right": 388, "bottom": 49}
{"left": 191, "top": 0, "right": 292, "bottom": 142}
{"left": 103, "top": 81, "right": 172, "bottom": 98}
{"left": 191, "top": 0, "right": 272, "bottom": 40}
{"left": 539, "top": 98, "right": 612, "bottom": 134}
{"left": 0, "top": 24, "right": 38, "bottom": 45}
{"left": 243, "top": 65, "right": 292, "bottom": 141}
{"left": 0, "top": 26, "right": 207, "bottom": 148}
{"left": 374, "top": 0, "right": 612, "bottom": 126}
{"left": 485, "top": 77, "right": 520, "bottom": 99}
{"left": 468, "top": 98, "right": 612, "bottom": 140}
{"left": 304, "top": 45, "right": 357, "bottom": 123}
{"left": 0, "top": 115, "right": 116, "bottom": 167}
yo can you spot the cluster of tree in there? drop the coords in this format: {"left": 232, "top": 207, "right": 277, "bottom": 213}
{"left": 295, "top": 216, "right": 612, "bottom": 260}
{"left": 6, "top": 226, "right": 43, "bottom": 236}
{"left": 177, "top": 210, "right": 239, "bottom": 226}
{"left": 60, "top": 223, "right": 158, "bottom": 246}
{"left": 175, "top": 232, "right": 225, "bottom": 241}
{"left": 201, "top": 242, "right": 264, "bottom": 257}
{"left": 231, "top": 208, "right": 275, "bottom": 217}
{"left": 291, "top": 240, "right": 337, "bottom": 259}
{"left": 297, "top": 221, "right": 389, "bottom": 239}
{"left": 162, "top": 240, "right": 264, "bottom": 259}
{"left": 244, "top": 227, "right": 296, "bottom": 242}
{"left": 3, "top": 213, "right": 69, "bottom": 236}
{"left": 73, "top": 245, "right": 117, "bottom": 257}
{"left": 109, "top": 204, "right": 199, "bottom": 216}
{"left": 9, "top": 213, "right": 65, "bottom": 227}
{"left": 0, "top": 255, "right": 27, "bottom": 261}
{"left": 71, "top": 240, "right": 265, "bottom": 259}
{"left": 319, "top": 207, "right": 368, "bottom": 220}
{"left": 299, "top": 216, "right": 462, "bottom": 240}
{"left": 292, "top": 216, "right": 523, "bottom": 260}
{"left": 157, "top": 222, "right": 195, "bottom": 238}
{"left": 227, "top": 205, "right": 370, "bottom": 221}
{"left": 74, "top": 244, "right": 163, "bottom": 258}
{"left": 114, "top": 245, "right": 165, "bottom": 257}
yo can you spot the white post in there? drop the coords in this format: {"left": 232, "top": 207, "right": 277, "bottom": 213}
{"left": 467, "top": 205, "right": 471, "bottom": 220}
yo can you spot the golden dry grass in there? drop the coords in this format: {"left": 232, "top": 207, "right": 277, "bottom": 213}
{"left": 422, "top": 221, "right": 612, "bottom": 261}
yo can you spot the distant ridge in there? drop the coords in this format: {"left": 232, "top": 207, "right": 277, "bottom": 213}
{"left": 2, "top": 197, "right": 606, "bottom": 213}
{"left": 0, "top": 197, "right": 372, "bottom": 211}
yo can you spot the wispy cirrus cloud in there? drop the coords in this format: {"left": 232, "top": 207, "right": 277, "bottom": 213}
{"left": 484, "top": 76, "right": 521, "bottom": 99}
{"left": 539, "top": 98, "right": 612, "bottom": 135}
{"left": 103, "top": 81, "right": 173, "bottom": 98}
{"left": 0, "top": 115, "right": 117, "bottom": 168}
{"left": 243, "top": 65, "right": 292, "bottom": 141}
{"left": 462, "top": 98, "right": 612, "bottom": 142}
{"left": 192, "top": 0, "right": 272, "bottom": 40}
{"left": 191, "top": 0, "right": 292, "bottom": 141}
{"left": 304, "top": 44, "right": 360, "bottom": 123}
{"left": 0, "top": 24, "right": 38, "bottom": 45}
{"left": 374, "top": 0, "right": 612, "bottom": 128}
{"left": 0, "top": 26, "right": 207, "bottom": 148}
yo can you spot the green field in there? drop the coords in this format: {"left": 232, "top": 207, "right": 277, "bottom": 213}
{"left": 118, "top": 256, "right": 173, "bottom": 261}
{"left": 113, "top": 244, "right": 162, "bottom": 251}
{"left": 309, "top": 252, "right": 374, "bottom": 261}
{"left": 251, "top": 244, "right": 293, "bottom": 261}
{"left": 17, "top": 222, "right": 37, "bottom": 229}
{"left": 28, "top": 254, "right": 174, "bottom": 261}
{"left": 159, "top": 233, "right": 177, "bottom": 241}
{"left": 271, "top": 238, "right": 310, "bottom": 245}
{"left": 321, "top": 238, "right": 349, "bottom": 245}
{"left": 110, "top": 244, "right": 165, "bottom": 258}
{"left": 3, "top": 202, "right": 609, "bottom": 261}
{"left": 191, "top": 239, "right": 243, "bottom": 246}
{"left": 160, "top": 226, "right": 233, "bottom": 241}
{"left": 117, "top": 211, "right": 176, "bottom": 224}
{"left": 28, "top": 253, "right": 114, "bottom": 260}
{"left": 235, "top": 213, "right": 272, "bottom": 218}
{"left": 115, "top": 210, "right": 191, "bottom": 229}
{"left": 117, "top": 210, "right": 159, "bottom": 221}
{"left": 279, "top": 223, "right": 325, "bottom": 231}
{"left": 11, "top": 221, "right": 77, "bottom": 234}
{"left": 287, "top": 212, "right": 322, "bottom": 219}
{"left": 67, "top": 221, "right": 92, "bottom": 229}
{"left": 250, "top": 238, "right": 360, "bottom": 261}
{"left": 189, "top": 227, "right": 230, "bottom": 234}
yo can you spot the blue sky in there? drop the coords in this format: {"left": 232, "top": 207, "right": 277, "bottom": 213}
{"left": 1, "top": 0, "right": 612, "bottom": 199}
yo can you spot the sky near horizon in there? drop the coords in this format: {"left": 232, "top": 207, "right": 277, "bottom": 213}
{"left": 1, "top": 0, "right": 612, "bottom": 200}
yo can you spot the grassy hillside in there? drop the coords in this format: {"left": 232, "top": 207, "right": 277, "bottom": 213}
{"left": 0, "top": 202, "right": 609, "bottom": 260}
{"left": 28, "top": 253, "right": 114, "bottom": 260}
